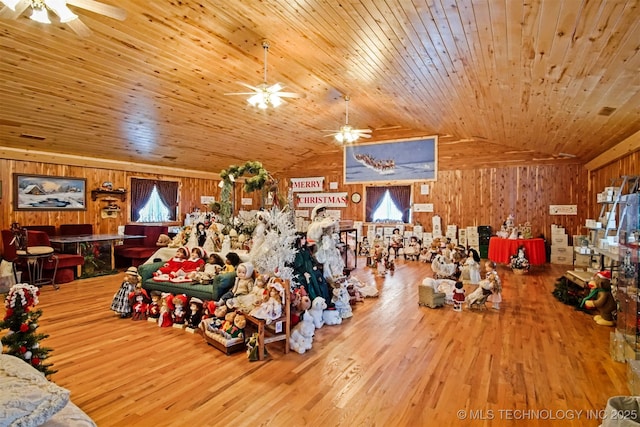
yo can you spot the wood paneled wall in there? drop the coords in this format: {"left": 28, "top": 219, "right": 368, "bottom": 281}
{"left": 2, "top": 148, "right": 638, "bottom": 255}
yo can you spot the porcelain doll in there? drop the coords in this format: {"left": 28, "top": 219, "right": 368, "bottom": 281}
{"left": 249, "top": 279, "right": 284, "bottom": 324}
{"left": 172, "top": 294, "right": 188, "bottom": 327}
{"left": 171, "top": 247, "right": 205, "bottom": 281}
{"left": 218, "top": 262, "right": 255, "bottom": 306}
{"left": 185, "top": 297, "right": 203, "bottom": 330}
{"left": 189, "top": 253, "right": 224, "bottom": 282}
{"left": 147, "top": 290, "right": 162, "bottom": 321}
{"left": 484, "top": 261, "right": 502, "bottom": 310}
{"left": 158, "top": 293, "right": 174, "bottom": 327}
{"left": 463, "top": 248, "right": 482, "bottom": 284}
{"left": 452, "top": 281, "right": 465, "bottom": 312}
{"left": 226, "top": 272, "right": 269, "bottom": 312}
{"left": 307, "top": 204, "right": 344, "bottom": 281}
{"left": 404, "top": 236, "right": 421, "bottom": 261}
{"left": 111, "top": 266, "right": 140, "bottom": 318}
{"left": 388, "top": 228, "right": 404, "bottom": 259}
{"left": 128, "top": 283, "right": 150, "bottom": 321}
{"left": 154, "top": 247, "right": 189, "bottom": 279}
{"left": 223, "top": 252, "right": 240, "bottom": 273}
{"left": 195, "top": 222, "right": 207, "bottom": 247}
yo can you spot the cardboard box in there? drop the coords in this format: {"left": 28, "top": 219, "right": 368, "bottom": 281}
{"left": 413, "top": 225, "right": 423, "bottom": 235}
{"left": 467, "top": 236, "right": 480, "bottom": 246}
{"left": 551, "top": 235, "right": 568, "bottom": 246}
{"left": 550, "top": 254, "right": 572, "bottom": 265}
{"left": 551, "top": 245, "right": 573, "bottom": 256}
{"left": 458, "top": 229, "right": 466, "bottom": 238}
{"left": 459, "top": 236, "right": 467, "bottom": 247}
{"left": 574, "top": 253, "right": 591, "bottom": 267}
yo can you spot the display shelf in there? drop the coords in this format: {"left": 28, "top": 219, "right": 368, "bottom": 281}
{"left": 91, "top": 189, "right": 127, "bottom": 201}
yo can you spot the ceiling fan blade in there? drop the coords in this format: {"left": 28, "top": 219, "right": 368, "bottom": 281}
{"left": 66, "top": 17, "right": 92, "bottom": 37}
{"left": 354, "top": 129, "right": 372, "bottom": 134}
{"left": 0, "top": 0, "right": 30, "bottom": 20}
{"left": 66, "top": 0, "right": 127, "bottom": 20}
{"left": 276, "top": 92, "right": 301, "bottom": 98}
{"left": 224, "top": 92, "right": 260, "bottom": 96}
{"left": 267, "top": 82, "right": 283, "bottom": 92}
{"left": 358, "top": 133, "right": 372, "bottom": 138}
{"left": 235, "top": 82, "right": 262, "bottom": 92}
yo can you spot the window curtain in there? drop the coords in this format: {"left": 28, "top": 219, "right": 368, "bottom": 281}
{"left": 155, "top": 181, "right": 179, "bottom": 221}
{"left": 130, "top": 178, "right": 155, "bottom": 222}
{"left": 387, "top": 186, "right": 411, "bottom": 223}
{"left": 365, "top": 185, "right": 411, "bottom": 222}
{"left": 365, "top": 186, "right": 387, "bottom": 222}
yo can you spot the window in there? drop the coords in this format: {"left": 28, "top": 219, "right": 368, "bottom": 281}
{"left": 365, "top": 185, "right": 411, "bottom": 223}
{"left": 130, "top": 178, "right": 178, "bottom": 222}
{"left": 372, "top": 190, "right": 403, "bottom": 222}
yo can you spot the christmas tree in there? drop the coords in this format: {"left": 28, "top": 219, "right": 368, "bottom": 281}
{"left": 1, "top": 283, "right": 56, "bottom": 377}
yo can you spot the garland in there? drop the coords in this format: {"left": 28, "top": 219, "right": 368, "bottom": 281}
{"left": 218, "top": 161, "right": 276, "bottom": 226}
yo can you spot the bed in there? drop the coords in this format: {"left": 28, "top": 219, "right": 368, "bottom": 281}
{"left": 0, "top": 354, "right": 96, "bottom": 427}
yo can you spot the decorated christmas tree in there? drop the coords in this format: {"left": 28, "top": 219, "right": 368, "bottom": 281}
{"left": 1, "top": 283, "right": 56, "bottom": 377}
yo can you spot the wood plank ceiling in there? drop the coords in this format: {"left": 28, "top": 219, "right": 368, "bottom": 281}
{"left": 0, "top": 0, "right": 638, "bottom": 175}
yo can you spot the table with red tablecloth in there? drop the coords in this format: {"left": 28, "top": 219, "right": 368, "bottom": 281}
{"left": 488, "top": 237, "right": 547, "bottom": 265}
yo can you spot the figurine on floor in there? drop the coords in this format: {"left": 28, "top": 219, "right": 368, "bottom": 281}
{"left": 111, "top": 266, "right": 141, "bottom": 318}
{"left": 185, "top": 297, "right": 204, "bottom": 330}
{"left": 463, "top": 248, "right": 482, "bottom": 285}
{"left": 452, "top": 281, "right": 465, "bottom": 312}
{"left": 128, "top": 283, "right": 150, "bottom": 321}
{"left": 388, "top": 228, "right": 404, "bottom": 260}
{"left": 404, "top": 236, "right": 421, "bottom": 261}
{"left": 147, "top": 290, "right": 162, "bottom": 321}
{"left": 158, "top": 293, "right": 174, "bottom": 327}
{"left": 485, "top": 261, "right": 502, "bottom": 310}
{"left": 583, "top": 270, "right": 616, "bottom": 326}
{"left": 172, "top": 294, "right": 188, "bottom": 327}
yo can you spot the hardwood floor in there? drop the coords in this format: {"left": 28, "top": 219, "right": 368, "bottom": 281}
{"left": 2, "top": 259, "right": 629, "bottom": 426}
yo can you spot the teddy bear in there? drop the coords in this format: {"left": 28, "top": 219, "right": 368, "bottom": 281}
{"left": 322, "top": 308, "right": 342, "bottom": 325}
{"left": 222, "top": 312, "right": 246, "bottom": 340}
{"left": 290, "top": 286, "right": 311, "bottom": 326}
{"left": 289, "top": 311, "right": 315, "bottom": 354}
{"left": 156, "top": 234, "right": 172, "bottom": 247}
{"left": 583, "top": 271, "right": 616, "bottom": 326}
{"left": 308, "top": 296, "right": 327, "bottom": 329}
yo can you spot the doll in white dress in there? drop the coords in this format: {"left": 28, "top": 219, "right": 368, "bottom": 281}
{"left": 249, "top": 279, "right": 285, "bottom": 324}
{"left": 485, "top": 261, "right": 502, "bottom": 309}
{"left": 463, "top": 248, "right": 482, "bottom": 285}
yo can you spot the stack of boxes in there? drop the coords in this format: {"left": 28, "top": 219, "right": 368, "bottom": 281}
{"left": 550, "top": 225, "right": 572, "bottom": 265}
{"left": 446, "top": 225, "right": 457, "bottom": 245}
{"left": 466, "top": 227, "right": 480, "bottom": 255}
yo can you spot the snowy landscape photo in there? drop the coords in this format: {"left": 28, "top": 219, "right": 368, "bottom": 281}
{"left": 13, "top": 174, "right": 86, "bottom": 211}
{"left": 343, "top": 136, "right": 437, "bottom": 184}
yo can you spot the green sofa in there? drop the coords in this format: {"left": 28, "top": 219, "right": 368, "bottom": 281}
{"left": 138, "top": 261, "right": 236, "bottom": 301}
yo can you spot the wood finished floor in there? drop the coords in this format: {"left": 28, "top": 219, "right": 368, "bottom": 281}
{"left": 2, "top": 259, "right": 629, "bottom": 426}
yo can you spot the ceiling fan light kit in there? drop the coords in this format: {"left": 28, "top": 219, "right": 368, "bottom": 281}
{"left": 325, "top": 95, "right": 372, "bottom": 144}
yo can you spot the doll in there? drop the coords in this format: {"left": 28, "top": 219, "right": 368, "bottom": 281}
{"left": 583, "top": 271, "right": 616, "bottom": 326}
{"left": 154, "top": 247, "right": 189, "bottom": 279}
{"left": 404, "top": 236, "right": 421, "bottom": 261}
{"left": 218, "top": 311, "right": 236, "bottom": 336}
{"left": 484, "top": 261, "right": 502, "bottom": 310}
{"left": 206, "top": 304, "right": 227, "bottom": 332}
{"left": 189, "top": 253, "right": 224, "bottom": 282}
{"left": 128, "top": 283, "right": 150, "bottom": 321}
{"left": 170, "top": 247, "right": 205, "bottom": 282}
{"left": 307, "top": 204, "right": 344, "bottom": 281}
{"left": 452, "top": 281, "right": 465, "bottom": 312}
{"left": 218, "top": 262, "right": 255, "bottom": 306}
{"left": 510, "top": 246, "right": 530, "bottom": 272}
{"left": 226, "top": 272, "right": 269, "bottom": 312}
{"left": 359, "top": 237, "right": 371, "bottom": 257}
{"left": 158, "top": 293, "right": 174, "bottom": 327}
{"left": 249, "top": 279, "right": 285, "bottom": 324}
{"left": 223, "top": 252, "right": 241, "bottom": 273}
{"left": 222, "top": 312, "right": 246, "bottom": 340}
{"left": 418, "top": 246, "right": 430, "bottom": 263}
{"left": 172, "top": 294, "right": 188, "bottom": 327}
{"left": 463, "top": 248, "right": 482, "bottom": 285}
{"left": 185, "top": 297, "right": 204, "bottom": 331}
{"left": 111, "top": 266, "right": 140, "bottom": 318}
{"left": 147, "top": 290, "right": 162, "bottom": 321}
{"left": 201, "top": 300, "right": 217, "bottom": 321}
{"left": 195, "top": 222, "right": 207, "bottom": 247}
{"left": 388, "top": 228, "right": 404, "bottom": 259}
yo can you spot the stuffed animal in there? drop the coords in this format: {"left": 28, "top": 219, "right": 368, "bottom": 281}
{"left": 291, "top": 286, "right": 312, "bottom": 326}
{"left": 583, "top": 271, "right": 616, "bottom": 326}
{"left": 308, "top": 296, "right": 327, "bottom": 329}
{"left": 156, "top": 234, "right": 172, "bottom": 247}
{"left": 290, "top": 311, "right": 315, "bottom": 354}
{"left": 222, "top": 312, "right": 246, "bottom": 340}
{"left": 322, "top": 308, "right": 342, "bottom": 325}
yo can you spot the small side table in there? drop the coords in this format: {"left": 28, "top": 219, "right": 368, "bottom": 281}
{"left": 15, "top": 246, "right": 59, "bottom": 290}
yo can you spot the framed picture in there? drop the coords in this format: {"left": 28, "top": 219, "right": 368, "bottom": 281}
{"left": 13, "top": 174, "right": 87, "bottom": 211}
{"left": 343, "top": 136, "right": 437, "bottom": 184}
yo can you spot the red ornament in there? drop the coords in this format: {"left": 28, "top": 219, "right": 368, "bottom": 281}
{"left": 20, "top": 346, "right": 27, "bottom": 353}
{"left": 32, "top": 357, "right": 40, "bottom": 366}
{"left": 20, "top": 323, "right": 29, "bottom": 332}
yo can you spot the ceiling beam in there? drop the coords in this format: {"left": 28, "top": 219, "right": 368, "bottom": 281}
{"left": 584, "top": 130, "right": 640, "bottom": 172}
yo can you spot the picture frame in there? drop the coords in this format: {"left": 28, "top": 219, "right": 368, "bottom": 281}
{"left": 343, "top": 136, "right": 437, "bottom": 184}
{"left": 13, "top": 174, "right": 87, "bottom": 211}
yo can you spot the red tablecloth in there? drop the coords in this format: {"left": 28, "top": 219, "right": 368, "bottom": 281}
{"left": 488, "top": 237, "right": 547, "bottom": 265}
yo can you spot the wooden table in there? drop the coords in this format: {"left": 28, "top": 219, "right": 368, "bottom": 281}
{"left": 49, "top": 234, "right": 144, "bottom": 277}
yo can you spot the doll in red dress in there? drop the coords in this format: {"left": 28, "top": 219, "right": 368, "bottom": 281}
{"left": 172, "top": 294, "right": 188, "bottom": 328}
{"left": 170, "top": 247, "right": 206, "bottom": 282}
{"left": 154, "top": 247, "right": 189, "bottom": 279}
{"left": 147, "top": 290, "right": 162, "bottom": 321}
{"left": 158, "top": 293, "right": 174, "bottom": 327}
{"left": 452, "top": 281, "right": 465, "bottom": 312}
{"left": 128, "top": 284, "right": 150, "bottom": 321}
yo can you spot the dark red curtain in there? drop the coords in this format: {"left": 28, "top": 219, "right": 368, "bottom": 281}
{"left": 365, "top": 185, "right": 411, "bottom": 222}
{"left": 365, "top": 186, "right": 387, "bottom": 222}
{"left": 130, "top": 178, "right": 178, "bottom": 222}
{"left": 155, "top": 181, "right": 179, "bottom": 221}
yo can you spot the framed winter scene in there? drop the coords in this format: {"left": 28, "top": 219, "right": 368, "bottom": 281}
{"left": 343, "top": 136, "right": 437, "bottom": 184}
{"left": 13, "top": 174, "right": 87, "bottom": 211}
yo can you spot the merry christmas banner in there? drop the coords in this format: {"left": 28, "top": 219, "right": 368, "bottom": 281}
{"left": 296, "top": 192, "right": 348, "bottom": 208}
{"left": 290, "top": 177, "right": 324, "bottom": 192}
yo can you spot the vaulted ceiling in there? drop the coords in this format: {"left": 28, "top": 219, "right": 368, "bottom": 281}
{"left": 0, "top": 0, "right": 639, "bottom": 175}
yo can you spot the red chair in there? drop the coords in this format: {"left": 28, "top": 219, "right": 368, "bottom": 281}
{"left": 59, "top": 224, "right": 93, "bottom": 236}
{"left": 1, "top": 229, "right": 84, "bottom": 285}
{"left": 24, "top": 225, "right": 57, "bottom": 236}
{"left": 114, "top": 224, "right": 168, "bottom": 267}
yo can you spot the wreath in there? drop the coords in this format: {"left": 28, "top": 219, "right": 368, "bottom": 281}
{"left": 218, "top": 161, "right": 277, "bottom": 226}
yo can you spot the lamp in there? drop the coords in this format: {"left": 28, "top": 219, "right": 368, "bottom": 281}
{"left": 29, "top": 1, "right": 50, "bottom": 23}
{"left": 335, "top": 125, "right": 360, "bottom": 144}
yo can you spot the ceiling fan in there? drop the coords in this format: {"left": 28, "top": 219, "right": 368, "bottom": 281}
{"left": 324, "top": 96, "right": 372, "bottom": 144}
{"left": 0, "top": 0, "right": 126, "bottom": 37}
{"left": 225, "top": 40, "right": 300, "bottom": 109}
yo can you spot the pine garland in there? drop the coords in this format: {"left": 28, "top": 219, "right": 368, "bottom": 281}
{"left": 1, "top": 284, "right": 56, "bottom": 377}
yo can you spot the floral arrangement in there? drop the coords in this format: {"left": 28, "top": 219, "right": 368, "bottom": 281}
{"left": 510, "top": 246, "right": 530, "bottom": 272}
